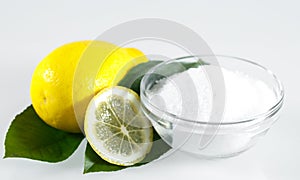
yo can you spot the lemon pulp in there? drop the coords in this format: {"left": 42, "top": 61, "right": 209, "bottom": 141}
{"left": 84, "top": 86, "right": 153, "bottom": 166}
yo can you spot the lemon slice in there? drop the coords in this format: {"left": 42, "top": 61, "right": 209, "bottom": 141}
{"left": 84, "top": 86, "right": 153, "bottom": 166}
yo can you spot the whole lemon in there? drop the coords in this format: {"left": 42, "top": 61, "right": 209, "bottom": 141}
{"left": 30, "top": 41, "right": 148, "bottom": 133}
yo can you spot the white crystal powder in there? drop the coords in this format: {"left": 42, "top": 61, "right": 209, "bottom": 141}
{"left": 147, "top": 66, "right": 277, "bottom": 123}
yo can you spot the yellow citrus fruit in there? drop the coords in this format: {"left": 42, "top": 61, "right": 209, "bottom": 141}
{"left": 30, "top": 41, "right": 148, "bottom": 133}
{"left": 85, "top": 86, "right": 153, "bottom": 166}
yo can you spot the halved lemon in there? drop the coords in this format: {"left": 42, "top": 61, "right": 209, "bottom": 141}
{"left": 84, "top": 86, "right": 153, "bottom": 166}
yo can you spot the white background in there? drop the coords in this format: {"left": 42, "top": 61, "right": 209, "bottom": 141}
{"left": 0, "top": 0, "right": 299, "bottom": 179}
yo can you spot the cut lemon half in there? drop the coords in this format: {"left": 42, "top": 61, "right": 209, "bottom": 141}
{"left": 84, "top": 86, "right": 153, "bottom": 166}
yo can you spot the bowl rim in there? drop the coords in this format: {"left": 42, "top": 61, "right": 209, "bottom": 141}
{"left": 140, "top": 55, "right": 285, "bottom": 126}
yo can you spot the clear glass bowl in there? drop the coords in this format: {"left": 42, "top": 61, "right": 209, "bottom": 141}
{"left": 140, "top": 55, "right": 284, "bottom": 158}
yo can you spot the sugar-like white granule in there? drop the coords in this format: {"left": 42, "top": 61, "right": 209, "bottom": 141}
{"left": 146, "top": 66, "right": 277, "bottom": 123}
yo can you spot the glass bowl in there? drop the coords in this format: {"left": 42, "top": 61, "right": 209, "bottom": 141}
{"left": 140, "top": 55, "right": 284, "bottom": 158}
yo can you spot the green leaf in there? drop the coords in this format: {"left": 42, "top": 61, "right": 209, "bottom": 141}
{"left": 138, "top": 130, "right": 171, "bottom": 164}
{"left": 84, "top": 143, "right": 126, "bottom": 173}
{"left": 118, "top": 61, "right": 162, "bottom": 94}
{"left": 4, "top": 106, "right": 84, "bottom": 162}
{"left": 84, "top": 130, "right": 171, "bottom": 173}
{"left": 118, "top": 59, "right": 206, "bottom": 94}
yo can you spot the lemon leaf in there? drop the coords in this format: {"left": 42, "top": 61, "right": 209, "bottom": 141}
{"left": 118, "top": 61, "right": 162, "bottom": 94}
{"left": 84, "top": 143, "right": 126, "bottom": 173}
{"left": 84, "top": 129, "right": 170, "bottom": 173}
{"left": 118, "top": 59, "right": 206, "bottom": 94}
{"left": 4, "top": 106, "right": 84, "bottom": 162}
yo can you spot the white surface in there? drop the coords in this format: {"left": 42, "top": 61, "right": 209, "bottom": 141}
{"left": 0, "top": 0, "right": 299, "bottom": 179}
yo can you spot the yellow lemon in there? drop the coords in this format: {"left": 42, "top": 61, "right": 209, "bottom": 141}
{"left": 30, "top": 41, "right": 148, "bottom": 133}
